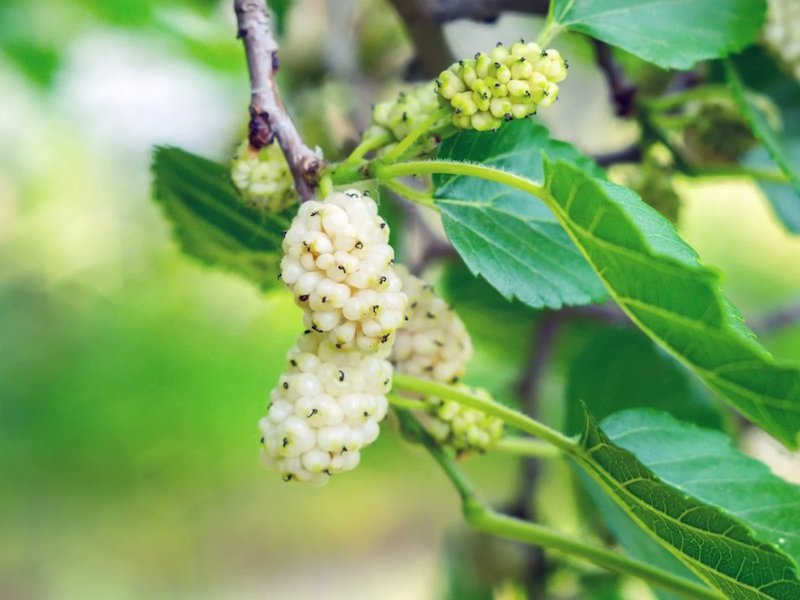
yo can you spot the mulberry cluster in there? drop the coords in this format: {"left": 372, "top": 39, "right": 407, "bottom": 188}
{"left": 259, "top": 331, "right": 392, "bottom": 484}
{"left": 437, "top": 41, "right": 568, "bottom": 131}
{"left": 683, "top": 99, "right": 757, "bottom": 164}
{"left": 230, "top": 140, "right": 295, "bottom": 213}
{"left": 262, "top": 189, "right": 406, "bottom": 484}
{"left": 392, "top": 265, "right": 473, "bottom": 384}
{"left": 280, "top": 190, "right": 407, "bottom": 352}
{"left": 764, "top": 0, "right": 800, "bottom": 80}
{"left": 391, "top": 268, "right": 503, "bottom": 453}
{"left": 426, "top": 386, "right": 505, "bottom": 452}
{"left": 366, "top": 82, "right": 441, "bottom": 143}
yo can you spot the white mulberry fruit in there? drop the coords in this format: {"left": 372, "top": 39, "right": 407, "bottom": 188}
{"left": 280, "top": 189, "right": 408, "bottom": 353}
{"left": 764, "top": 0, "right": 800, "bottom": 81}
{"left": 260, "top": 330, "right": 393, "bottom": 484}
{"left": 437, "top": 41, "right": 568, "bottom": 132}
{"left": 391, "top": 268, "right": 503, "bottom": 453}
{"left": 392, "top": 265, "right": 473, "bottom": 384}
{"left": 231, "top": 140, "right": 295, "bottom": 213}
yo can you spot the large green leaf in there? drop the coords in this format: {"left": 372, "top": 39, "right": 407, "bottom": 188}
{"left": 151, "top": 146, "right": 293, "bottom": 290}
{"left": 577, "top": 409, "right": 800, "bottom": 598}
{"left": 434, "top": 120, "right": 607, "bottom": 310}
{"left": 550, "top": 0, "right": 766, "bottom": 70}
{"left": 602, "top": 410, "right": 800, "bottom": 568}
{"left": 564, "top": 328, "right": 724, "bottom": 435}
{"left": 542, "top": 157, "right": 800, "bottom": 448}
{"left": 726, "top": 52, "right": 800, "bottom": 232}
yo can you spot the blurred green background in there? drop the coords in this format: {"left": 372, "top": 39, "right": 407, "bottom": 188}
{"left": 2, "top": 0, "right": 799, "bottom": 598}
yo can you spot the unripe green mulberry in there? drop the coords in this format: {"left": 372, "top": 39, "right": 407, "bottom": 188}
{"left": 763, "top": 0, "right": 800, "bottom": 80}
{"left": 437, "top": 41, "right": 567, "bottom": 131}
{"left": 682, "top": 99, "right": 757, "bottom": 164}
{"left": 230, "top": 140, "right": 295, "bottom": 213}
{"left": 426, "top": 386, "right": 504, "bottom": 453}
{"left": 365, "top": 82, "right": 442, "bottom": 143}
{"left": 612, "top": 149, "right": 682, "bottom": 224}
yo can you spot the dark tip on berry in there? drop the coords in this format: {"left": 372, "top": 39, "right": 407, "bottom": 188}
{"left": 322, "top": 296, "right": 327, "bottom": 303}
{"left": 290, "top": 359, "right": 298, "bottom": 367}
{"left": 519, "top": 37, "right": 525, "bottom": 43}
{"left": 335, "top": 342, "right": 342, "bottom": 349}
{"left": 504, "top": 113, "right": 513, "bottom": 121}
{"left": 426, "top": 312, "right": 435, "bottom": 319}
{"left": 312, "top": 324, "right": 322, "bottom": 332}
{"left": 299, "top": 294, "right": 309, "bottom": 302}
{"left": 474, "top": 52, "right": 480, "bottom": 59}
{"left": 345, "top": 191, "right": 358, "bottom": 198}
{"left": 371, "top": 304, "right": 379, "bottom": 314}
{"left": 434, "top": 340, "right": 444, "bottom": 347}
{"left": 458, "top": 60, "right": 464, "bottom": 66}
{"left": 282, "top": 437, "right": 289, "bottom": 447}
{"left": 411, "top": 301, "right": 418, "bottom": 308}
{"left": 424, "top": 365, "right": 434, "bottom": 372}
{"left": 310, "top": 210, "right": 319, "bottom": 216}
{"left": 384, "top": 379, "right": 389, "bottom": 386}
{"left": 277, "top": 274, "right": 282, "bottom": 280}
{"left": 379, "top": 276, "right": 387, "bottom": 284}
{"left": 341, "top": 446, "right": 348, "bottom": 453}
{"left": 494, "top": 62, "right": 501, "bottom": 68}
{"left": 379, "top": 222, "right": 386, "bottom": 229}
{"left": 304, "top": 329, "right": 311, "bottom": 335}
{"left": 541, "top": 50, "right": 548, "bottom": 57}
{"left": 283, "top": 474, "right": 293, "bottom": 482}
{"left": 381, "top": 333, "right": 390, "bottom": 343}
{"left": 519, "top": 56, "right": 527, "bottom": 62}
{"left": 308, "top": 408, "right": 318, "bottom": 417}
{"left": 496, "top": 41, "right": 503, "bottom": 47}
{"left": 404, "top": 315, "right": 409, "bottom": 321}
{"left": 402, "top": 112, "right": 408, "bottom": 121}
{"left": 363, "top": 190, "right": 371, "bottom": 197}
{"left": 282, "top": 381, "right": 289, "bottom": 389}
{"left": 323, "top": 468, "right": 332, "bottom": 476}
{"left": 455, "top": 108, "right": 462, "bottom": 115}
{"left": 542, "top": 90, "right": 549, "bottom": 96}
{"left": 281, "top": 230, "right": 287, "bottom": 238}
{"left": 355, "top": 241, "right": 363, "bottom": 249}
{"left": 363, "top": 411, "right": 370, "bottom": 417}
{"left": 259, "top": 436, "right": 265, "bottom": 443}
{"left": 338, "top": 265, "right": 347, "bottom": 273}
{"left": 338, "top": 370, "right": 345, "bottom": 382}
{"left": 451, "top": 376, "right": 459, "bottom": 383}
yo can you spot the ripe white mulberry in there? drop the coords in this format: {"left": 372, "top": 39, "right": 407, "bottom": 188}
{"left": 437, "top": 41, "right": 568, "bottom": 131}
{"left": 230, "top": 140, "right": 295, "bottom": 213}
{"left": 391, "top": 267, "right": 503, "bottom": 453}
{"left": 280, "top": 189, "right": 408, "bottom": 352}
{"left": 392, "top": 265, "right": 473, "bottom": 384}
{"left": 260, "top": 331, "right": 392, "bottom": 484}
{"left": 764, "top": 0, "right": 800, "bottom": 80}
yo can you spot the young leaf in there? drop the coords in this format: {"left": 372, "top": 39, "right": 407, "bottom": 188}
{"left": 602, "top": 410, "right": 800, "bottom": 568}
{"left": 544, "top": 157, "right": 800, "bottom": 448}
{"left": 577, "top": 409, "right": 800, "bottom": 598}
{"left": 151, "top": 146, "right": 293, "bottom": 290}
{"left": 549, "top": 0, "right": 766, "bottom": 70}
{"left": 564, "top": 328, "right": 724, "bottom": 435}
{"left": 434, "top": 120, "right": 607, "bottom": 310}
{"left": 725, "top": 58, "right": 800, "bottom": 232}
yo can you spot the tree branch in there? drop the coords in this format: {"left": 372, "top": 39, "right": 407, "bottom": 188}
{"left": 592, "top": 40, "right": 637, "bottom": 117}
{"left": 234, "top": 0, "right": 321, "bottom": 200}
{"left": 387, "top": 0, "right": 455, "bottom": 79}
{"left": 423, "top": 0, "right": 549, "bottom": 23}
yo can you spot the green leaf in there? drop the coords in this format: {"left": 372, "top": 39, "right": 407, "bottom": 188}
{"left": 577, "top": 409, "right": 800, "bottom": 598}
{"left": 564, "top": 328, "right": 724, "bottom": 435}
{"left": 151, "top": 146, "right": 293, "bottom": 290}
{"left": 726, "top": 54, "right": 800, "bottom": 232}
{"left": 543, "top": 157, "right": 800, "bottom": 448}
{"left": 602, "top": 410, "right": 800, "bottom": 568}
{"left": 550, "top": 0, "right": 766, "bottom": 70}
{"left": 434, "top": 120, "right": 607, "bottom": 310}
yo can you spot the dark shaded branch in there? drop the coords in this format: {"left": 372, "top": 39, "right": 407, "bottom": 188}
{"left": 594, "top": 145, "right": 642, "bottom": 167}
{"left": 424, "top": 0, "right": 549, "bottom": 23}
{"left": 234, "top": 0, "right": 321, "bottom": 200}
{"left": 388, "top": 0, "right": 455, "bottom": 79}
{"left": 592, "top": 40, "right": 637, "bottom": 117}
{"left": 753, "top": 302, "right": 800, "bottom": 335}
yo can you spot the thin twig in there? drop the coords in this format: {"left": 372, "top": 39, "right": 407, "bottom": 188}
{"left": 387, "top": 0, "right": 455, "bottom": 79}
{"left": 592, "top": 40, "right": 637, "bottom": 117}
{"left": 423, "top": 0, "right": 549, "bottom": 23}
{"left": 234, "top": 0, "right": 321, "bottom": 200}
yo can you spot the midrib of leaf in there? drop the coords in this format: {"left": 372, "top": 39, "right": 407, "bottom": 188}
{"left": 541, "top": 162, "right": 800, "bottom": 445}
{"left": 577, "top": 422, "right": 798, "bottom": 599}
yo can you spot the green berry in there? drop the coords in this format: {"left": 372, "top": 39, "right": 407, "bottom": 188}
{"left": 436, "top": 41, "right": 567, "bottom": 131}
{"left": 230, "top": 140, "right": 296, "bottom": 213}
